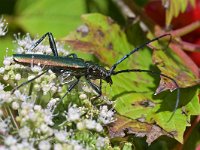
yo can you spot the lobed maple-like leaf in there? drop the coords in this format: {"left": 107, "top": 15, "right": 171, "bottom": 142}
{"left": 63, "top": 13, "right": 200, "bottom": 143}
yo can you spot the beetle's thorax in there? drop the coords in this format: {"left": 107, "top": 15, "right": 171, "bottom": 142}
{"left": 85, "top": 61, "right": 112, "bottom": 84}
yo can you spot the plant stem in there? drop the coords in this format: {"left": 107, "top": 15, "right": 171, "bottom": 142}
{"left": 7, "top": 106, "right": 19, "bottom": 130}
{"left": 175, "top": 115, "right": 200, "bottom": 150}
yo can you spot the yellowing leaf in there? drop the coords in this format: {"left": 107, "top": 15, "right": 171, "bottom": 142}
{"left": 164, "top": 0, "right": 196, "bottom": 26}
{"left": 64, "top": 13, "right": 200, "bottom": 143}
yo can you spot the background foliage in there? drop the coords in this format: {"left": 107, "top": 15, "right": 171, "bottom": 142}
{"left": 0, "top": 0, "right": 199, "bottom": 149}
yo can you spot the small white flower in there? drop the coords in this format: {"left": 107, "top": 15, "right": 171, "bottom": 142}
{"left": 34, "top": 105, "right": 42, "bottom": 111}
{"left": 0, "top": 92, "right": 12, "bottom": 102}
{"left": 14, "top": 63, "right": 21, "bottom": 68}
{"left": 77, "top": 122, "right": 85, "bottom": 130}
{"left": 40, "top": 124, "right": 49, "bottom": 133}
{"left": 48, "top": 69, "right": 53, "bottom": 74}
{"left": 0, "top": 67, "right": 5, "bottom": 74}
{"left": 0, "top": 17, "right": 7, "bottom": 36}
{"left": 15, "top": 47, "right": 24, "bottom": 54}
{"left": 20, "top": 109, "right": 27, "bottom": 116}
{"left": 11, "top": 101, "right": 19, "bottom": 110}
{"left": 79, "top": 93, "right": 87, "bottom": 100}
{"left": 82, "top": 85, "right": 93, "bottom": 93}
{"left": 49, "top": 70, "right": 56, "bottom": 78}
{"left": 28, "top": 75, "right": 35, "bottom": 81}
{"left": 15, "top": 73, "right": 21, "bottom": 81}
{"left": 69, "top": 140, "right": 86, "bottom": 150}
{"left": 54, "top": 143, "right": 63, "bottom": 150}
{"left": 41, "top": 82, "right": 56, "bottom": 95}
{"left": 3, "top": 57, "right": 13, "bottom": 66}
{"left": 13, "top": 90, "right": 21, "bottom": 97}
{"left": 35, "top": 77, "right": 41, "bottom": 83}
{"left": 0, "top": 83, "right": 4, "bottom": 90}
{"left": 21, "top": 101, "right": 34, "bottom": 110}
{"left": 38, "top": 140, "right": 51, "bottom": 150}
{"left": 15, "top": 140, "right": 35, "bottom": 150}
{"left": 57, "top": 87, "right": 62, "bottom": 93}
{"left": 4, "top": 135, "right": 17, "bottom": 146}
{"left": 14, "top": 33, "right": 35, "bottom": 53}
{"left": 56, "top": 42, "right": 69, "bottom": 56}
{"left": 47, "top": 98, "right": 59, "bottom": 109}
{"left": 67, "top": 105, "right": 81, "bottom": 121}
{"left": 0, "top": 119, "right": 8, "bottom": 133}
{"left": 54, "top": 130, "right": 67, "bottom": 142}
{"left": 13, "top": 90, "right": 28, "bottom": 102}
{"left": 84, "top": 119, "right": 96, "bottom": 130}
{"left": 39, "top": 123, "right": 53, "bottom": 136}
{"left": 3, "top": 74, "right": 9, "bottom": 81}
{"left": 45, "top": 47, "right": 52, "bottom": 54}
{"left": 28, "top": 111, "right": 37, "bottom": 122}
{"left": 42, "top": 84, "right": 51, "bottom": 95}
{"left": 34, "top": 84, "right": 41, "bottom": 91}
{"left": 31, "top": 65, "right": 42, "bottom": 72}
{"left": 19, "top": 126, "right": 30, "bottom": 138}
{"left": 99, "top": 105, "right": 115, "bottom": 124}
{"left": 44, "top": 109, "right": 54, "bottom": 126}
{"left": 74, "top": 144, "right": 85, "bottom": 150}
{"left": 96, "top": 137, "right": 108, "bottom": 148}
{"left": 95, "top": 123, "right": 103, "bottom": 132}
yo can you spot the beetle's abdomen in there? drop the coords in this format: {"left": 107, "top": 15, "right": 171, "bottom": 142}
{"left": 13, "top": 54, "right": 87, "bottom": 70}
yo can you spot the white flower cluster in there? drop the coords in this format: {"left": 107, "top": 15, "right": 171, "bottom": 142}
{"left": 0, "top": 17, "right": 7, "bottom": 36}
{"left": 65, "top": 104, "right": 115, "bottom": 134}
{"left": 77, "top": 119, "right": 103, "bottom": 132}
{"left": 14, "top": 33, "right": 69, "bottom": 56}
{"left": 0, "top": 33, "right": 115, "bottom": 149}
{"left": 99, "top": 105, "right": 115, "bottom": 124}
{"left": 32, "top": 70, "right": 60, "bottom": 95}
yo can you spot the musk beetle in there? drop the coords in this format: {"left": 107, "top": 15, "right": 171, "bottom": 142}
{"left": 12, "top": 32, "right": 180, "bottom": 115}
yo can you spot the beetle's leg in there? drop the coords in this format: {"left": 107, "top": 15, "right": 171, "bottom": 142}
{"left": 86, "top": 78, "right": 102, "bottom": 99}
{"left": 68, "top": 77, "right": 80, "bottom": 92}
{"left": 29, "top": 32, "right": 58, "bottom": 56}
{"left": 53, "top": 77, "right": 80, "bottom": 113}
{"left": 61, "top": 77, "right": 80, "bottom": 100}
{"left": 11, "top": 70, "right": 48, "bottom": 94}
{"left": 65, "top": 53, "right": 77, "bottom": 58}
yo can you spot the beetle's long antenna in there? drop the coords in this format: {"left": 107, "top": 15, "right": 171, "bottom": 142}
{"left": 112, "top": 69, "right": 180, "bottom": 120}
{"left": 109, "top": 34, "right": 172, "bottom": 74}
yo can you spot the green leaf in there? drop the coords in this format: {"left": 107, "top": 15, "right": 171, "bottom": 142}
{"left": 63, "top": 13, "right": 200, "bottom": 143}
{"left": 65, "top": 13, "right": 132, "bottom": 66}
{"left": 152, "top": 45, "right": 199, "bottom": 93}
{"left": 115, "top": 86, "right": 200, "bottom": 143}
{"left": 15, "top": 0, "right": 86, "bottom": 37}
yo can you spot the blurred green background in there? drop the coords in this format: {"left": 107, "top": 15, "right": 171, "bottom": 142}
{"left": 0, "top": 0, "right": 150, "bottom": 65}
{"left": 0, "top": 1, "right": 199, "bottom": 149}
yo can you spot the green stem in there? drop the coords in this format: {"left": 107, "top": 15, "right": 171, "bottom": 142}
{"left": 7, "top": 106, "right": 19, "bottom": 130}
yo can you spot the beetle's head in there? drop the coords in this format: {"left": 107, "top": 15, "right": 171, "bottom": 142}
{"left": 105, "top": 74, "right": 113, "bottom": 85}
